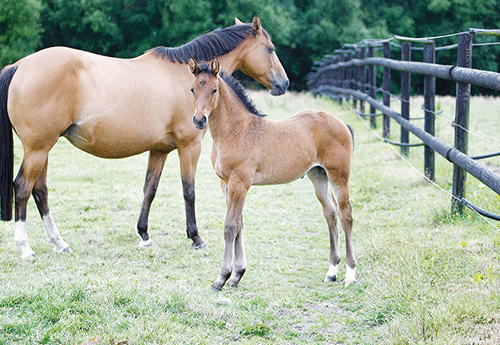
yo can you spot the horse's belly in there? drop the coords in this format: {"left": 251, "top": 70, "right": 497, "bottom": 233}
{"left": 62, "top": 122, "right": 172, "bottom": 158}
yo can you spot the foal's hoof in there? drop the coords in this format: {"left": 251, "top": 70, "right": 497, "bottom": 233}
{"left": 54, "top": 246, "right": 73, "bottom": 254}
{"left": 138, "top": 239, "right": 157, "bottom": 248}
{"left": 21, "top": 253, "right": 37, "bottom": 260}
{"left": 344, "top": 278, "right": 356, "bottom": 287}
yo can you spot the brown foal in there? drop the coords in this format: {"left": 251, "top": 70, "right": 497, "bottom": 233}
{"left": 189, "top": 58, "right": 356, "bottom": 290}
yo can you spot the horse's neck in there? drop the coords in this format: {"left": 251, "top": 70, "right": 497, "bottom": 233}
{"left": 209, "top": 80, "right": 253, "bottom": 142}
{"left": 217, "top": 43, "right": 246, "bottom": 74}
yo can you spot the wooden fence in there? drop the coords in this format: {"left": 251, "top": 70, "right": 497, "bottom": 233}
{"left": 307, "top": 30, "right": 500, "bottom": 219}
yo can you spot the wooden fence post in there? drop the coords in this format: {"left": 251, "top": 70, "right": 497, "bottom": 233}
{"left": 451, "top": 33, "right": 473, "bottom": 214}
{"left": 353, "top": 49, "right": 359, "bottom": 109}
{"left": 400, "top": 42, "right": 411, "bottom": 156}
{"left": 359, "top": 46, "right": 367, "bottom": 114}
{"left": 382, "top": 42, "right": 391, "bottom": 138}
{"left": 368, "top": 44, "right": 377, "bottom": 128}
{"left": 424, "top": 41, "right": 436, "bottom": 181}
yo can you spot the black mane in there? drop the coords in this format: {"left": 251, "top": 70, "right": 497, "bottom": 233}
{"left": 220, "top": 71, "right": 266, "bottom": 117}
{"left": 149, "top": 24, "right": 263, "bottom": 64}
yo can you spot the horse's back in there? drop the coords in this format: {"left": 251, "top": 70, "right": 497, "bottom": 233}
{"left": 7, "top": 47, "right": 193, "bottom": 157}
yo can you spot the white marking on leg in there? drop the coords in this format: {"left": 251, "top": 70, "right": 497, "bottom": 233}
{"left": 138, "top": 238, "right": 157, "bottom": 247}
{"left": 324, "top": 264, "right": 339, "bottom": 282}
{"left": 345, "top": 265, "right": 356, "bottom": 286}
{"left": 43, "top": 212, "right": 72, "bottom": 253}
{"left": 14, "top": 220, "right": 36, "bottom": 259}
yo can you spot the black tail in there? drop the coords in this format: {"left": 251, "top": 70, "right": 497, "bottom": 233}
{"left": 0, "top": 65, "right": 17, "bottom": 221}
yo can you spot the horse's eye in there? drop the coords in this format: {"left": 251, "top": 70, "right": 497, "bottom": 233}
{"left": 211, "top": 88, "right": 217, "bottom": 95}
{"left": 190, "top": 88, "right": 194, "bottom": 93}
{"left": 267, "top": 46, "right": 275, "bottom": 54}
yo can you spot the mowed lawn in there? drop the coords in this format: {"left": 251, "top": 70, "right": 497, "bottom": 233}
{"left": 1, "top": 91, "right": 499, "bottom": 344}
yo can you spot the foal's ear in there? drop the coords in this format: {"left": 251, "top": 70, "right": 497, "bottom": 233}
{"left": 252, "top": 15, "right": 262, "bottom": 33}
{"left": 235, "top": 17, "right": 244, "bottom": 25}
{"left": 211, "top": 59, "right": 221, "bottom": 76}
{"left": 188, "top": 57, "right": 198, "bottom": 75}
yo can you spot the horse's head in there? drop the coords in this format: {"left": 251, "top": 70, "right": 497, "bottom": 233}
{"left": 234, "top": 16, "right": 289, "bottom": 96}
{"left": 189, "top": 58, "right": 220, "bottom": 129}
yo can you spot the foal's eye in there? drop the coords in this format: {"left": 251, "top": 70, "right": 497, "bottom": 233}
{"left": 190, "top": 87, "right": 194, "bottom": 93}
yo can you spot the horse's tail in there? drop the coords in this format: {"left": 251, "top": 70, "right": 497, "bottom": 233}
{"left": 0, "top": 65, "right": 18, "bottom": 221}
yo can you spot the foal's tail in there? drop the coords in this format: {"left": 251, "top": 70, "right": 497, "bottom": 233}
{"left": 0, "top": 65, "right": 17, "bottom": 221}
{"left": 346, "top": 124, "right": 354, "bottom": 149}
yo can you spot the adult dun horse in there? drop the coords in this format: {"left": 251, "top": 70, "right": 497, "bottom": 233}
{"left": 0, "top": 16, "right": 289, "bottom": 259}
{"left": 189, "top": 58, "right": 356, "bottom": 290}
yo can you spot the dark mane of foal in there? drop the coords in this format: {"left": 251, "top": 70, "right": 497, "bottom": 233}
{"left": 150, "top": 24, "right": 268, "bottom": 64}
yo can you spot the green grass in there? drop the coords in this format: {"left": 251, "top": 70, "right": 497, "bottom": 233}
{"left": 1, "top": 91, "right": 499, "bottom": 344}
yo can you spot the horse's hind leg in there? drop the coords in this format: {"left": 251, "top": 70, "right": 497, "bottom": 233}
{"left": 307, "top": 167, "right": 341, "bottom": 283}
{"left": 137, "top": 151, "right": 168, "bottom": 247}
{"left": 13, "top": 151, "right": 49, "bottom": 259}
{"left": 32, "top": 158, "right": 71, "bottom": 253}
{"left": 327, "top": 169, "right": 356, "bottom": 286}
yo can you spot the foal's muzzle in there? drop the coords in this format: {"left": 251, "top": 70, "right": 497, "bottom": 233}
{"left": 193, "top": 115, "right": 207, "bottom": 129}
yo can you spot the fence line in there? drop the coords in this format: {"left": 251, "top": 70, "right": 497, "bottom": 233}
{"left": 307, "top": 30, "right": 500, "bottom": 218}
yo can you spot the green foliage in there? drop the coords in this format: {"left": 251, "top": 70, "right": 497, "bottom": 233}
{"left": 0, "top": 0, "right": 42, "bottom": 66}
{"left": 1, "top": 0, "right": 500, "bottom": 91}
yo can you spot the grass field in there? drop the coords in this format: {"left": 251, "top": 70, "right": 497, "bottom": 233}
{"left": 1, "top": 91, "right": 499, "bottom": 344}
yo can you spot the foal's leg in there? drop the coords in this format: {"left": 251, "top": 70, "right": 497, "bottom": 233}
{"left": 178, "top": 143, "right": 205, "bottom": 248}
{"left": 327, "top": 170, "right": 356, "bottom": 286}
{"left": 32, "top": 158, "right": 71, "bottom": 253}
{"left": 307, "top": 167, "right": 341, "bottom": 283}
{"left": 13, "top": 151, "right": 50, "bottom": 259}
{"left": 212, "top": 177, "right": 249, "bottom": 291}
{"left": 137, "top": 150, "right": 168, "bottom": 247}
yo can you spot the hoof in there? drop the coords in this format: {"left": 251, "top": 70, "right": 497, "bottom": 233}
{"left": 21, "top": 253, "right": 37, "bottom": 260}
{"left": 227, "top": 282, "right": 239, "bottom": 288}
{"left": 191, "top": 239, "right": 207, "bottom": 250}
{"left": 54, "top": 246, "right": 73, "bottom": 254}
{"left": 210, "top": 285, "right": 223, "bottom": 292}
{"left": 324, "top": 275, "right": 337, "bottom": 283}
{"left": 139, "top": 239, "right": 157, "bottom": 248}
{"left": 344, "top": 279, "right": 356, "bottom": 287}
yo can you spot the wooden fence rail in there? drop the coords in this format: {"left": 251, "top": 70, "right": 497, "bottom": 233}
{"left": 307, "top": 31, "right": 500, "bottom": 218}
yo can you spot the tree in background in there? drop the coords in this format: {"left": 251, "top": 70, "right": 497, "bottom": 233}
{"left": 0, "top": 0, "right": 43, "bottom": 66}
{"left": 1, "top": 0, "right": 499, "bottom": 92}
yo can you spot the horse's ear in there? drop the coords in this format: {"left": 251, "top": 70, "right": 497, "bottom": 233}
{"left": 188, "top": 57, "right": 198, "bottom": 75}
{"left": 235, "top": 17, "right": 244, "bottom": 25}
{"left": 252, "top": 15, "right": 261, "bottom": 33}
{"left": 211, "top": 59, "right": 221, "bottom": 76}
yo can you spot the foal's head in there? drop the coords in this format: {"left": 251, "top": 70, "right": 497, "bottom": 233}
{"left": 189, "top": 58, "right": 221, "bottom": 129}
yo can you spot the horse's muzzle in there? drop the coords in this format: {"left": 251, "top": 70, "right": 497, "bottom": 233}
{"left": 270, "top": 78, "right": 290, "bottom": 96}
{"left": 193, "top": 115, "right": 207, "bottom": 129}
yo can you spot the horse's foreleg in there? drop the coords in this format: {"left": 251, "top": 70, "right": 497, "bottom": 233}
{"left": 227, "top": 219, "right": 246, "bottom": 288}
{"left": 13, "top": 151, "right": 49, "bottom": 259}
{"left": 137, "top": 151, "right": 168, "bottom": 247}
{"left": 32, "top": 159, "right": 71, "bottom": 253}
{"left": 308, "top": 167, "right": 341, "bottom": 283}
{"left": 212, "top": 176, "right": 249, "bottom": 291}
{"left": 177, "top": 143, "right": 205, "bottom": 249}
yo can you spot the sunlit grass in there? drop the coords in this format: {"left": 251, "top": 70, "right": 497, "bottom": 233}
{"left": 0, "top": 92, "right": 499, "bottom": 344}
